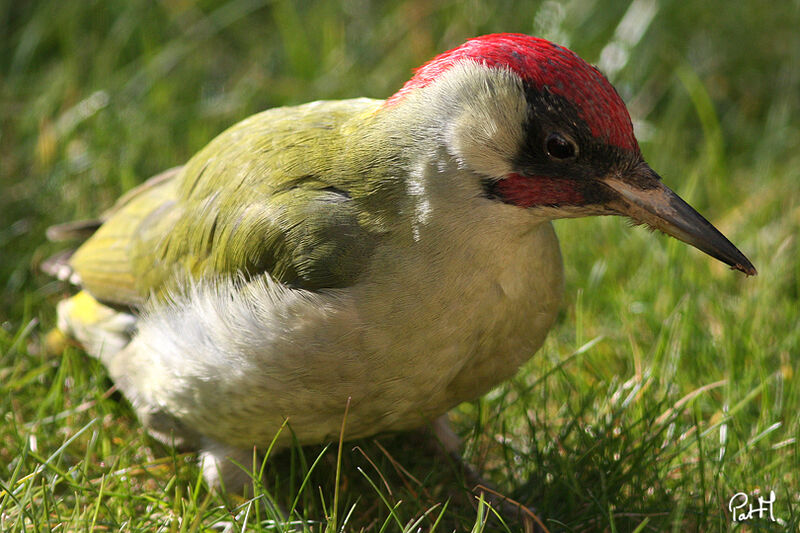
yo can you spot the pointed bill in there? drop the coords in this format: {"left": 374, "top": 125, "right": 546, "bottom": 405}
{"left": 603, "top": 167, "right": 756, "bottom": 276}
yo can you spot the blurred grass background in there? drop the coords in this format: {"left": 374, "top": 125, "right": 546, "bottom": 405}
{"left": 1, "top": 0, "right": 799, "bottom": 531}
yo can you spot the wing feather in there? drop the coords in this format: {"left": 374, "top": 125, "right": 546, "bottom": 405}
{"left": 66, "top": 98, "right": 389, "bottom": 307}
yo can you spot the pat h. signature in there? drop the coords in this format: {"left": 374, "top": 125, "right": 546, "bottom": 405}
{"left": 729, "top": 490, "right": 777, "bottom": 522}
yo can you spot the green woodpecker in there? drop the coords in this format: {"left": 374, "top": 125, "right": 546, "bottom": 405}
{"left": 47, "top": 34, "right": 756, "bottom": 490}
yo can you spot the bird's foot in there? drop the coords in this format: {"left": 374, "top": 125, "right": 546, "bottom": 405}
{"left": 430, "top": 415, "right": 550, "bottom": 533}
{"left": 199, "top": 440, "right": 259, "bottom": 495}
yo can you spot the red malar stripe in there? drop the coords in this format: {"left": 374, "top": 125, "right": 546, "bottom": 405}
{"left": 495, "top": 174, "right": 584, "bottom": 207}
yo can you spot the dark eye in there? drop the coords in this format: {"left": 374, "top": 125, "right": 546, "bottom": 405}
{"left": 545, "top": 132, "right": 577, "bottom": 160}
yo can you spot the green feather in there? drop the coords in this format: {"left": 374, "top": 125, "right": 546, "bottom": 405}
{"left": 69, "top": 98, "right": 407, "bottom": 307}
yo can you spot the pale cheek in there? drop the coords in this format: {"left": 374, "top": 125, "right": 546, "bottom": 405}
{"left": 446, "top": 117, "right": 515, "bottom": 177}
{"left": 442, "top": 82, "right": 527, "bottom": 177}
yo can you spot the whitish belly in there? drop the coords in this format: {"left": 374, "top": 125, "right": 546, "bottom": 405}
{"left": 127, "top": 221, "right": 563, "bottom": 448}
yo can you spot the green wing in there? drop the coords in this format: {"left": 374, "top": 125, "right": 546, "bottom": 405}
{"left": 69, "top": 98, "right": 389, "bottom": 307}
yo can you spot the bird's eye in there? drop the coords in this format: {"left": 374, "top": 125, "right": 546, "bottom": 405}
{"left": 545, "top": 132, "right": 577, "bottom": 160}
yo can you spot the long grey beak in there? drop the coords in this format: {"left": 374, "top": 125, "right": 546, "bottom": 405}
{"left": 603, "top": 166, "right": 756, "bottom": 276}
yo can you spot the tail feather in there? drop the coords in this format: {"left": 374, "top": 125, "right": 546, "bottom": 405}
{"left": 40, "top": 249, "right": 81, "bottom": 284}
{"left": 45, "top": 219, "right": 103, "bottom": 242}
{"left": 43, "top": 218, "right": 101, "bottom": 285}
{"left": 56, "top": 291, "right": 136, "bottom": 363}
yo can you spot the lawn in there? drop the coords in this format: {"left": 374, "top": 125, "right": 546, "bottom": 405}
{"left": 1, "top": 0, "right": 798, "bottom": 531}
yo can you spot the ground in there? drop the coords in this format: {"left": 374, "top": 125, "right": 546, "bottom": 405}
{"left": 1, "top": 1, "right": 798, "bottom": 531}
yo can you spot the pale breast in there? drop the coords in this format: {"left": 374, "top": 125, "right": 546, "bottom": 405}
{"left": 346, "top": 208, "right": 564, "bottom": 434}
{"left": 124, "top": 201, "right": 564, "bottom": 449}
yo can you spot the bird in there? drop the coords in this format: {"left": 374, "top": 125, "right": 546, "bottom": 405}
{"left": 45, "top": 33, "right": 756, "bottom": 492}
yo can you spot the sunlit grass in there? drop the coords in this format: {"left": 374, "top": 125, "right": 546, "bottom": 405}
{"left": 2, "top": 0, "right": 798, "bottom": 530}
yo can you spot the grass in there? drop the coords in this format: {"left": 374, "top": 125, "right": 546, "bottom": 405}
{"left": 1, "top": 0, "right": 799, "bottom": 530}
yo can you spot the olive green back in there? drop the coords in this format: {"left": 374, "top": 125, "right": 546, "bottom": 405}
{"left": 69, "top": 99, "right": 402, "bottom": 307}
